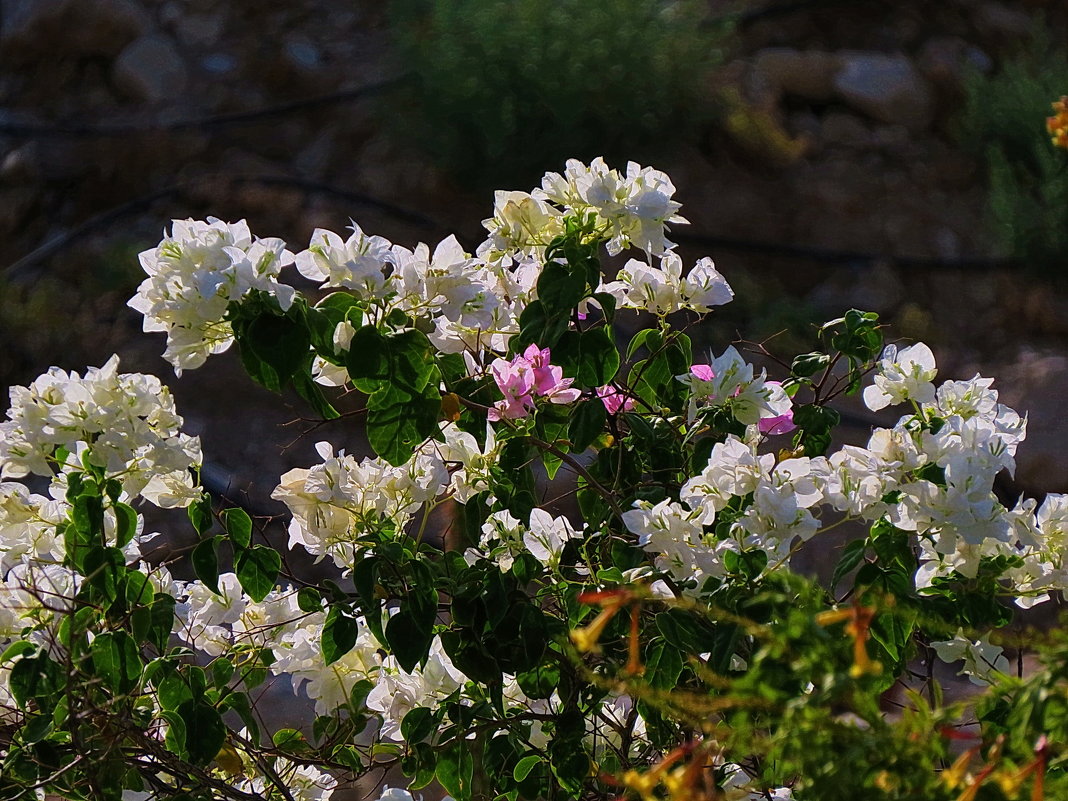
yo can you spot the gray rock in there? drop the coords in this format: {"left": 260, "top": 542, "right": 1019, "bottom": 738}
{"left": 284, "top": 38, "right": 323, "bottom": 71}
{"left": 113, "top": 33, "right": 188, "bottom": 105}
{"left": 753, "top": 48, "right": 842, "bottom": 102}
{"left": 201, "top": 52, "right": 238, "bottom": 75}
{"left": 984, "top": 349, "right": 1068, "bottom": 493}
{"left": 833, "top": 52, "right": 934, "bottom": 131}
{"left": 1, "top": 0, "right": 151, "bottom": 57}
{"left": 0, "top": 142, "right": 41, "bottom": 183}
{"left": 975, "top": 2, "right": 1033, "bottom": 39}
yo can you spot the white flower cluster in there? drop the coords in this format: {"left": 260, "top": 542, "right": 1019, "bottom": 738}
{"left": 623, "top": 343, "right": 1068, "bottom": 607}
{"left": 930, "top": 629, "right": 1010, "bottom": 685}
{"left": 0, "top": 481, "right": 66, "bottom": 571}
{"left": 675, "top": 346, "right": 794, "bottom": 428}
{"left": 624, "top": 434, "right": 821, "bottom": 589}
{"left": 128, "top": 159, "right": 732, "bottom": 382}
{"left": 0, "top": 355, "right": 201, "bottom": 507}
{"left": 128, "top": 218, "right": 295, "bottom": 373}
{"left": 468, "top": 508, "right": 582, "bottom": 573}
{"left": 271, "top": 441, "right": 448, "bottom": 570}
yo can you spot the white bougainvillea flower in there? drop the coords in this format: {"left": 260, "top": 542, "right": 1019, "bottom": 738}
{"left": 863, "top": 342, "right": 938, "bottom": 411}
{"left": 930, "top": 629, "right": 1010, "bottom": 685}
{"left": 295, "top": 223, "right": 393, "bottom": 296}
{"left": 129, "top": 217, "right": 295, "bottom": 373}
{"left": 0, "top": 355, "right": 201, "bottom": 506}
{"left": 524, "top": 508, "right": 582, "bottom": 569}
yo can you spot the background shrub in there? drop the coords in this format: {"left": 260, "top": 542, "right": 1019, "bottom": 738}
{"left": 387, "top": 0, "right": 731, "bottom": 188}
{"left": 961, "top": 30, "right": 1068, "bottom": 275}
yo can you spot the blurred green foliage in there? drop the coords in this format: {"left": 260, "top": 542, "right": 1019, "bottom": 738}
{"left": 387, "top": 0, "right": 733, "bottom": 188}
{"left": 960, "top": 32, "right": 1068, "bottom": 275}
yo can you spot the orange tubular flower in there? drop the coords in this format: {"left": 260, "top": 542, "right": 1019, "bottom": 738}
{"left": 571, "top": 587, "right": 646, "bottom": 674}
{"left": 1047, "top": 96, "right": 1068, "bottom": 150}
{"left": 815, "top": 603, "right": 882, "bottom": 677}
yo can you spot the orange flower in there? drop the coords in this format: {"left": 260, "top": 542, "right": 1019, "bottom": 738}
{"left": 571, "top": 587, "right": 645, "bottom": 675}
{"left": 815, "top": 604, "right": 882, "bottom": 677}
{"left": 1046, "top": 96, "right": 1068, "bottom": 150}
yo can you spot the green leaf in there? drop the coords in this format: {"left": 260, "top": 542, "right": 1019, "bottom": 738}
{"left": 220, "top": 690, "right": 259, "bottom": 743}
{"left": 223, "top": 507, "right": 253, "bottom": 550}
{"left": 401, "top": 707, "right": 436, "bottom": 743}
{"left": 568, "top": 399, "right": 607, "bottom": 453}
{"left": 67, "top": 492, "right": 104, "bottom": 571}
{"left": 9, "top": 652, "right": 60, "bottom": 708}
{"left": 245, "top": 309, "right": 312, "bottom": 392}
{"left": 722, "top": 548, "right": 768, "bottom": 580}
{"left": 514, "top": 299, "right": 569, "bottom": 351}
{"left": 367, "top": 391, "right": 441, "bottom": 466}
{"left": 148, "top": 594, "right": 177, "bottom": 653}
{"left": 297, "top": 587, "right": 323, "bottom": 613}
{"left": 236, "top": 545, "right": 280, "bottom": 603}
{"left": 21, "top": 714, "right": 52, "bottom": 744}
{"left": 188, "top": 494, "right": 213, "bottom": 536}
{"left": 210, "top": 657, "right": 234, "bottom": 688}
{"left": 436, "top": 744, "right": 475, "bottom": 799}
{"left": 537, "top": 261, "right": 587, "bottom": 316}
{"left": 113, "top": 501, "right": 138, "bottom": 548}
{"left": 0, "top": 641, "right": 35, "bottom": 664}
{"left": 192, "top": 538, "right": 221, "bottom": 594}
{"left": 516, "top": 662, "right": 561, "bottom": 700}
{"left": 791, "top": 351, "right": 831, "bottom": 378}
{"left": 273, "top": 728, "right": 309, "bottom": 751}
{"left": 157, "top": 673, "right": 193, "bottom": 711}
{"left": 83, "top": 546, "right": 126, "bottom": 604}
{"left": 655, "top": 610, "right": 711, "bottom": 654}
{"left": 322, "top": 607, "right": 359, "bottom": 665}
{"left": 347, "top": 324, "right": 390, "bottom": 387}
{"left": 294, "top": 369, "right": 340, "bottom": 421}
{"left": 513, "top": 754, "right": 542, "bottom": 783}
{"left": 576, "top": 327, "right": 620, "bottom": 387}
{"left": 91, "top": 631, "right": 143, "bottom": 694}
{"left": 831, "top": 539, "right": 868, "bottom": 592}
{"left": 177, "top": 700, "right": 226, "bottom": 766}
{"left": 386, "top": 609, "right": 435, "bottom": 673}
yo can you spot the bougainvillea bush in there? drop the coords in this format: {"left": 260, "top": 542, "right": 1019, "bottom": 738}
{"left": 2, "top": 158, "right": 1068, "bottom": 801}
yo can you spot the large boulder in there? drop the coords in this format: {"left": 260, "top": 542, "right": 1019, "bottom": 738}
{"left": 833, "top": 52, "right": 934, "bottom": 131}
{"left": 112, "top": 33, "right": 188, "bottom": 105}
{"left": 1, "top": 0, "right": 151, "bottom": 60}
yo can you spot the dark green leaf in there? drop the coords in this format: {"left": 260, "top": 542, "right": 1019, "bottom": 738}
{"left": 513, "top": 755, "right": 542, "bottom": 782}
{"left": 192, "top": 538, "right": 221, "bottom": 595}
{"left": 831, "top": 539, "right": 869, "bottom": 592}
{"left": 295, "top": 370, "right": 341, "bottom": 420}
{"left": 188, "top": 495, "right": 213, "bottom": 536}
{"left": 401, "top": 707, "right": 436, "bottom": 743}
{"left": 245, "top": 310, "right": 312, "bottom": 392}
{"left": 223, "top": 507, "right": 253, "bottom": 550}
{"left": 91, "top": 631, "right": 143, "bottom": 694}
{"left": 386, "top": 610, "right": 434, "bottom": 673}
{"left": 367, "top": 391, "right": 441, "bottom": 466}
{"left": 177, "top": 700, "right": 226, "bottom": 766}
{"left": 83, "top": 546, "right": 125, "bottom": 604}
{"left": 236, "top": 545, "right": 280, "bottom": 603}
{"left": 322, "top": 607, "right": 359, "bottom": 665}
{"left": 297, "top": 587, "right": 323, "bottom": 613}
{"left": 113, "top": 501, "right": 138, "bottom": 548}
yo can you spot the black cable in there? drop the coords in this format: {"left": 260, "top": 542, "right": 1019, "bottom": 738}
{"left": 0, "top": 76, "right": 409, "bottom": 139}
{"left": 673, "top": 231, "right": 1016, "bottom": 272}
{"left": 2, "top": 173, "right": 442, "bottom": 282}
